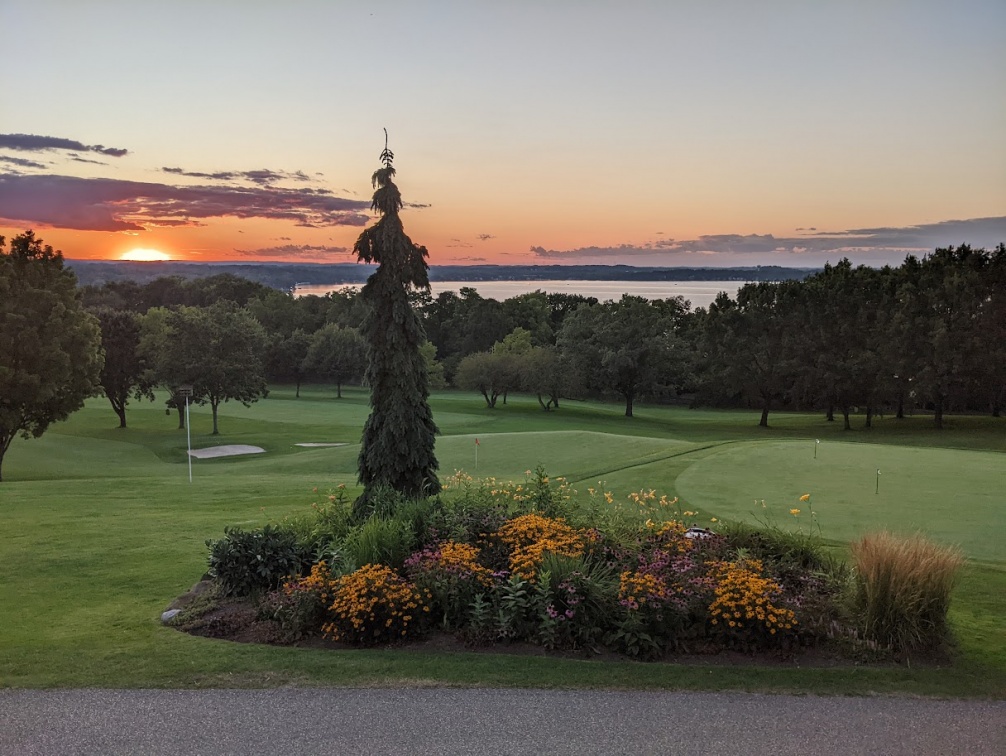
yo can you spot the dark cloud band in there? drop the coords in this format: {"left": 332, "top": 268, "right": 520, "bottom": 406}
{"left": 531, "top": 217, "right": 1006, "bottom": 264}
{"left": 161, "top": 166, "right": 313, "bottom": 186}
{"left": 0, "top": 173, "right": 371, "bottom": 232}
{"left": 0, "top": 133, "right": 128, "bottom": 157}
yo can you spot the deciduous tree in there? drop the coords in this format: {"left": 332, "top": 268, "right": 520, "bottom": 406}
{"left": 92, "top": 306, "right": 153, "bottom": 427}
{"left": 303, "top": 324, "right": 366, "bottom": 398}
{"left": 150, "top": 302, "right": 269, "bottom": 435}
{"left": 0, "top": 232, "right": 103, "bottom": 482}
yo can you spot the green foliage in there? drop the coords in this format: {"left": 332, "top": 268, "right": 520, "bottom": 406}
{"left": 419, "top": 340, "right": 447, "bottom": 390}
{"left": 144, "top": 301, "right": 270, "bottom": 434}
{"left": 284, "top": 487, "right": 355, "bottom": 561}
{"left": 535, "top": 553, "right": 618, "bottom": 649}
{"left": 851, "top": 531, "right": 964, "bottom": 654}
{"left": 264, "top": 329, "right": 312, "bottom": 396}
{"left": 0, "top": 231, "right": 103, "bottom": 481}
{"left": 495, "top": 574, "right": 538, "bottom": 642}
{"left": 558, "top": 294, "right": 687, "bottom": 417}
{"left": 716, "top": 519, "right": 828, "bottom": 572}
{"left": 354, "top": 141, "right": 440, "bottom": 501}
{"left": 207, "top": 525, "right": 310, "bottom": 597}
{"left": 343, "top": 517, "right": 416, "bottom": 571}
{"left": 91, "top": 306, "right": 154, "bottom": 428}
{"left": 302, "top": 323, "right": 366, "bottom": 398}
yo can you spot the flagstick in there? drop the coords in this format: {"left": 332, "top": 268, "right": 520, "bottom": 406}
{"left": 876, "top": 469, "right": 881, "bottom": 494}
{"left": 475, "top": 440, "right": 479, "bottom": 471}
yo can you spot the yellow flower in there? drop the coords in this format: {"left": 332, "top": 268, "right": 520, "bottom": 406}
{"left": 799, "top": 493, "right": 811, "bottom": 502}
{"left": 710, "top": 517, "right": 718, "bottom": 523}
{"left": 790, "top": 508, "right": 801, "bottom": 516}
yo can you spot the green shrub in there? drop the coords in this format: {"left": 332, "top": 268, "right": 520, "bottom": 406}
{"left": 716, "top": 519, "right": 827, "bottom": 571}
{"left": 207, "top": 525, "right": 311, "bottom": 597}
{"left": 351, "top": 484, "right": 413, "bottom": 521}
{"left": 850, "top": 531, "right": 963, "bottom": 654}
{"left": 343, "top": 517, "right": 416, "bottom": 570}
{"left": 536, "top": 553, "right": 618, "bottom": 649}
{"left": 284, "top": 487, "right": 355, "bottom": 559}
{"left": 258, "top": 562, "right": 335, "bottom": 642}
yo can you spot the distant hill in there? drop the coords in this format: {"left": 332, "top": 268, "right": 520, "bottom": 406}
{"left": 66, "top": 260, "right": 817, "bottom": 290}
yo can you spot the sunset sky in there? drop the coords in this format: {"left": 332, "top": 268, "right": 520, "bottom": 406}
{"left": 1, "top": 1, "right": 1003, "bottom": 267}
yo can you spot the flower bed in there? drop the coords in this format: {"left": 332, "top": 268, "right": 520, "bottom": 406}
{"left": 177, "top": 468, "right": 960, "bottom": 661}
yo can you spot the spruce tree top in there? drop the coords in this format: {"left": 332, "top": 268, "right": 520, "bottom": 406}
{"left": 353, "top": 131, "right": 431, "bottom": 290}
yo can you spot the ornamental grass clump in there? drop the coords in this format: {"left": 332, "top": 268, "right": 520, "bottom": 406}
{"left": 323, "top": 563, "right": 431, "bottom": 645}
{"left": 850, "top": 531, "right": 963, "bottom": 654}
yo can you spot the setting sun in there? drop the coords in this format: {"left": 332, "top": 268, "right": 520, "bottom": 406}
{"left": 120, "top": 248, "right": 171, "bottom": 262}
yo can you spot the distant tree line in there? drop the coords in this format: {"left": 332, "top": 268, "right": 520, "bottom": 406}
{"left": 70, "top": 243, "right": 1005, "bottom": 432}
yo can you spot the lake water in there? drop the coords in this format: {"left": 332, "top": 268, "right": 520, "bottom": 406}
{"left": 294, "top": 280, "right": 746, "bottom": 309}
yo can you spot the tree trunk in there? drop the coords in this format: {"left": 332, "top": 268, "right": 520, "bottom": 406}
{"left": 865, "top": 405, "right": 873, "bottom": 429}
{"left": 826, "top": 404, "right": 834, "bottom": 422}
{"left": 337, "top": 382, "right": 342, "bottom": 399}
{"left": 841, "top": 406, "right": 851, "bottom": 431}
{"left": 212, "top": 400, "right": 220, "bottom": 435}
{"left": 896, "top": 391, "right": 905, "bottom": 419}
{"left": 536, "top": 393, "right": 549, "bottom": 411}
{"left": 934, "top": 396, "right": 944, "bottom": 430}
{"left": 502, "top": 389, "right": 508, "bottom": 405}
{"left": 109, "top": 394, "right": 127, "bottom": 428}
{"left": 624, "top": 392, "right": 634, "bottom": 418}
{"left": 295, "top": 379, "right": 301, "bottom": 399}
{"left": 480, "top": 389, "right": 493, "bottom": 408}
{"left": 550, "top": 394, "right": 560, "bottom": 409}
{"left": 0, "top": 434, "right": 12, "bottom": 482}
{"left": 759, "top": 394, "right": 770, "bottom": 427}
{"left": 176, "top": 404, "right": 185, "bottom": 430}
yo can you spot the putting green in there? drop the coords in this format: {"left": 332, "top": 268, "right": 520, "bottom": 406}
{"left": 435, "top": 431, "right": 691, "bottom": 483}
{"left": 676, "top": 440, "right": 1005, "bottom": 561}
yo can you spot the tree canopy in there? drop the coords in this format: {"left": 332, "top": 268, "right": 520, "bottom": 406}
{"left": 0, "top": 232, "right": 103, "bottom": 481}
{"left": 145, "top": 302, "right": 269, "bottom": 435}
{"left": 92, "top": 306, "right": 153, "bottom": 427}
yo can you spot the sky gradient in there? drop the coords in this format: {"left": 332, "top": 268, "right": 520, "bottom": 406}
{"left": 1, "top": 1, "right": 1003, "bottom": 267}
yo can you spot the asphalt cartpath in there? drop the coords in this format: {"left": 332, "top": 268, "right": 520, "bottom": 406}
{"left": 1, "top": 688, "right": 1003, "bottom": 755}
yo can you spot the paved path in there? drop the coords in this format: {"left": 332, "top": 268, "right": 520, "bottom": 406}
{"left": 1, "top": 688, "right": 1003, "bottom": 755}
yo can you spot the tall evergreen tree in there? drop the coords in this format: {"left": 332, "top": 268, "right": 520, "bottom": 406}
{"left": 354, "top": 135, "right": 440, "bottom": 500}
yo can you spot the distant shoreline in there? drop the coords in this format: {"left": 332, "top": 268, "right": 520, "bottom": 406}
{"left": 67, "top": 260, "right": 816, "bottom": 290}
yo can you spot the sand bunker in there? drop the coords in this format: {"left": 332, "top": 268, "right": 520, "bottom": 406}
{"left": 188, "top": 445, "right": 266, "bottom": 459}
{"left": 294, "top": 442, "right": 348, "bottom": 448}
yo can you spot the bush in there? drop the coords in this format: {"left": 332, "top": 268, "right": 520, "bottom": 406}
{"left": 259, "top": 561, "right": 337, "bottom": 642}
{"left": 323, "top": 564, "right": 431, "bottom": 645}
{"left": 498, "top": 513, "right": 585, "bottom": 580}
{"left": 716, "top": 519, "right": 827, "bottom": 571}
{"left": 850, "top": 531, "right": 963, "bottom": 654}
{"left": 707, "top": 558, "right": 798, "bottom": 650}
{"left": 284, "top": 486, "right": 355, "bottom": 560}
{"left": 207, "top": 524, "right": 311, "bottom": 597}
{"left": 405, "top": 541, "right": 495, "bottom": 629}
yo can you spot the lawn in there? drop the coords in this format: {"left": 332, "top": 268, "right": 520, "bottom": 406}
{"left": 1, "top": 387, "right": 1003, "bottom": 696}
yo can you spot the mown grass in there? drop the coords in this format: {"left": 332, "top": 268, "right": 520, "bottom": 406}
{"left": 0, "top": 388, "right": 1003, "bottom": 696}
